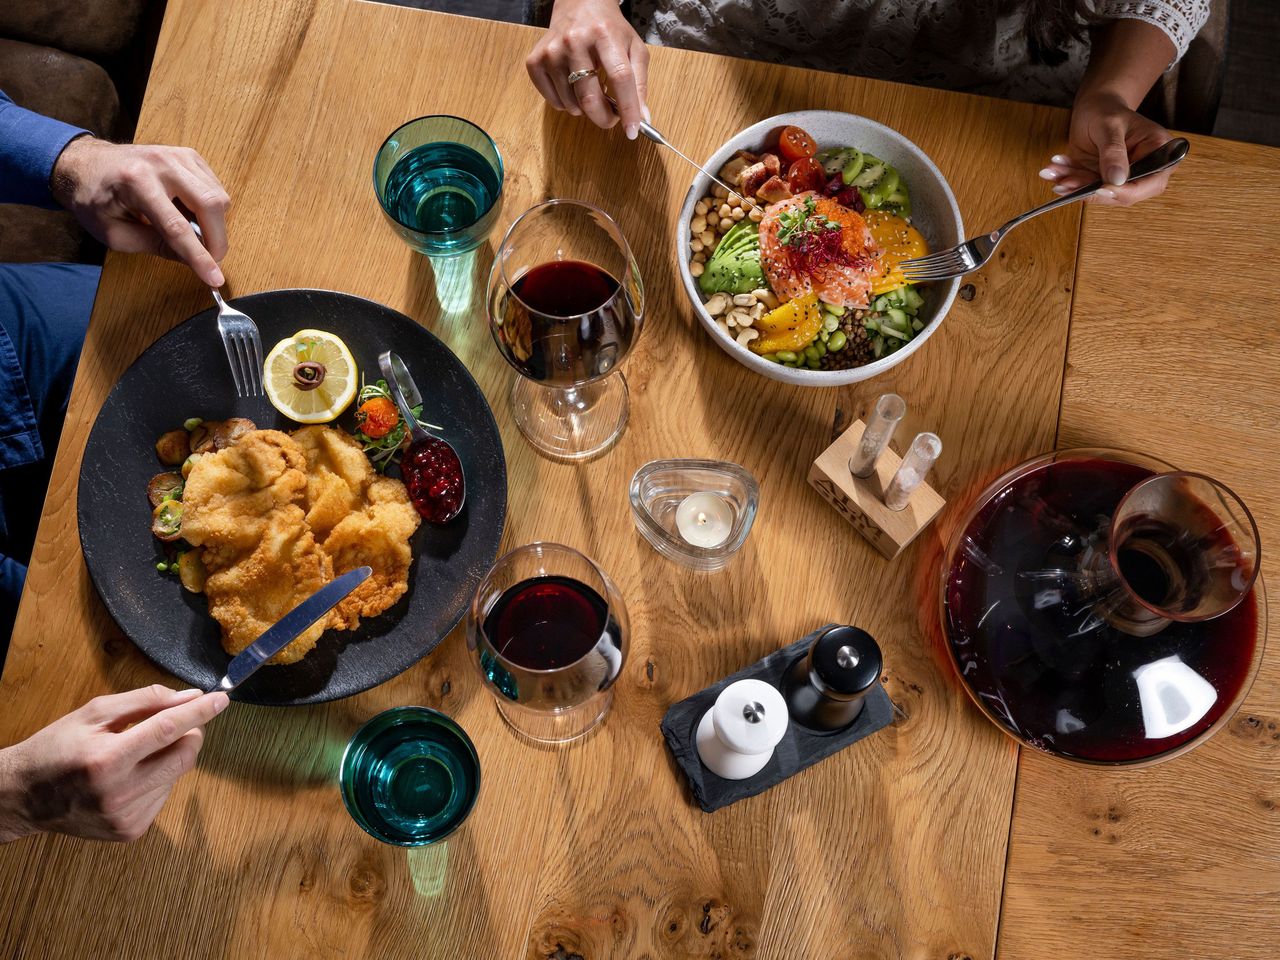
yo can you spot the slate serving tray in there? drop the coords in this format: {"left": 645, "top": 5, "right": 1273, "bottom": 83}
{"left": 661, "top": 625, "right": 894, "bottom": 812}
{"left": 77, "top": 289, "right": 507, "bottom": 706}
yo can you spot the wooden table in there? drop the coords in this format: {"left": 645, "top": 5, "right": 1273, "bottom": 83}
{"left": 0, "top": 2, "right": 1275, "bottom": 958}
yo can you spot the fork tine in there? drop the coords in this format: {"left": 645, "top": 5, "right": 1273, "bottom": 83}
{"left": 246, "top": 327, "right": 265, "bottom": 395}
{"left": 902, "top": 248, "right": 968, "bottom": 269}
{"left": 221, "top": 326, "right": 246, "bottom": 397}
{"left": 233, "top": 333, "right": 255, "bottom": 399}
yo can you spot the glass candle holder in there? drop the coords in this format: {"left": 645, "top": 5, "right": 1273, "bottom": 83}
{"left": 629, "top": 459, "right": 759, "bottom": 571}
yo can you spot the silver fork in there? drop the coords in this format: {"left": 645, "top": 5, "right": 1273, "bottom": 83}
{"left": 190, "top": 220, "right": 264, "bottom": 397}
{"left": 899, "top": 138, "right": 1190, "bottom": 284}
{"left": 213, "top": 290, "right": 264, "bottom": 397}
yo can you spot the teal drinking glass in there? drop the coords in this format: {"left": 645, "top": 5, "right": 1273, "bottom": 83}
{"left": 341, "top": 706, "right": 481, "bottom": 846}
{"left": 373, "top": 115, "right": 504, "bottom": 257}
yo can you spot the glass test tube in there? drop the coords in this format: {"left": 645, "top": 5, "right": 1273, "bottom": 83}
{"left": 849, "top": 393, "right": 907, "bottom": 478}
{"left": 885, "top": 432, "right": 942, "bottom": 511}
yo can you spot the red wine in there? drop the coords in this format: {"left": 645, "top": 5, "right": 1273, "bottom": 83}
{"left": 485, "top": 575, "right": 608, "bottom": 670}
{"left": 944, "top": 458, "right": 1258, "bottom": 764}
{"left": 513, "top": 259, "right": 619, "bottom": 317}
{"left": 495, "top": 260, "right": 638, "bottom": 386}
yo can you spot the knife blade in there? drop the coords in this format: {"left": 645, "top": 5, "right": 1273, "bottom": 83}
{"left": 213, "top": 566, "right": 372, "bottom": 693}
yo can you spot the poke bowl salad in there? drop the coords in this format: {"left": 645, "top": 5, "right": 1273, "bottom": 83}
{"left": 677, "top": 111, "right": 962, "bottom": 386}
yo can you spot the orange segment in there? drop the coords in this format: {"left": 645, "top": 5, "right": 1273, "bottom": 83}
{"left": 865, "top": 210, "right": 928, "bottom": 295}
{"left": 751, "top": 293, "right": 823, "bottom": 354}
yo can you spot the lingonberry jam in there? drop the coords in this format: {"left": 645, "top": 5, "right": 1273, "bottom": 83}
{"left": 403, "top": 437, "right": 464, "bottom": 524}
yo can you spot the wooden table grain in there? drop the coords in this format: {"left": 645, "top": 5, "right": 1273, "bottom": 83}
{"left": 0, "top": 1, "right": 1271, "bottom": 958}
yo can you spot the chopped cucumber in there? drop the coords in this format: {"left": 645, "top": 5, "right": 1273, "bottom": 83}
{"left": 886, "top": 307, "right": 909, "bottom": 328}
{"left": 902, "top": 286, "right": 924, "bottom": 310}
{"left": 880, "top": 324, "right": 908, "bottom": 342}
{"left": 873, "top": 296, "right": 889, "bottom": 312}
{"left": 851, "top": 160, "right": 884, "bottom": 189}
{"left": 863, "top": 317, "right": 881, "bottom": 333}
{"left": 911, "top": 319, "right": 925, "bottom": 332}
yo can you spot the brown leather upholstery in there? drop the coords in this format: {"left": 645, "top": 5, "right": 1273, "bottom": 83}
{"left": 0, "top": 38, "right": 120, "bottom": 136}
{"left": 0, "top": 38, "right": 121, "bottom": 263}
{"left": 0, "top": 0, "right": 147, "bottom": 61}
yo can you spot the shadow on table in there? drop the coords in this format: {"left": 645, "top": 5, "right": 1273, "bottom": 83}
{"left": 537, "top": 105, "right": 673, "bottom": 262}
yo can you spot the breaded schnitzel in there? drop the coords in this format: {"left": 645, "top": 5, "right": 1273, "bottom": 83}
{"left": 181, "top": 430, "right": 307, "bottom": 551}
{"left": 201, "top": 505, "right": 332, "bottom": 664}
{"left": 323, "top": 478, "right": 420, "bottom": 630}
{"left": 291, "top": 425, "right": 421, "bottom": 628}
{"left": 291, "top": 426, "right": 376, "bottom": 540}
{"left": 179, "top": 425, "right": 420, "bottom": 663}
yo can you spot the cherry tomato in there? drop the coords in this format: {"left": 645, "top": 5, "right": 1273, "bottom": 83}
{"left": 356, "top": 396, "right": 400, "bottom": 439}
{"left": 777, "top": 125, "right": 817, "bottom": 163}
{"left": 786, "top": 157, "right": 825, "bottom": 194}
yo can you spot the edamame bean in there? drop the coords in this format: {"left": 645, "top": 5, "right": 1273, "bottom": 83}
{"left": 183, "top": 417, "right": 202, "bottom": 431}
{"left": 805, "top": 357, "right": 821, "bottom": 369}
{"left": 814, "top": 340, "right": 827, "bottom": 357}
{"left": 761, "top": 353, "right": 778, "bottom": 362}
{"left": 804, "top": 345, "right": 821, "bottom": 363}
{"left": 156, "top": 562, "right": 168, "bottom": 572}
{"left": 825, "top": 304, "right": 846, "bottom": 316}
{"left": 822, "top": 316, "right": 840, "bottom": 333}
{"left": 819, "top": 329, "right": 830, "bottom": 342}
{"left": 827, "top": 330, "right": 848, "bottom": 352}
{"left": 775, "top": 351, "right": 798, "bottom": 363}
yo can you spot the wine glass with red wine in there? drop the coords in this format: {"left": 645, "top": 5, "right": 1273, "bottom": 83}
{"left": 486, "top": 200, "right": 644, "bottom": 460}
{"left": 468, "top": 542, "right": 629, "bottom": 743}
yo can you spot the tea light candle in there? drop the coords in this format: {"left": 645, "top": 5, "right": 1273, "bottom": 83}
{"left": 675, "top": 492, "right": 732, "bottom": 548}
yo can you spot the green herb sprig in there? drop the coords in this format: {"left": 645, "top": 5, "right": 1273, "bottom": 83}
{"left": 353, "top": 378, "right": 443, "bottom": 472}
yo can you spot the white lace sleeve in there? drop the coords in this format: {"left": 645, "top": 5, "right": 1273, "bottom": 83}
{"left": 1093, "top": 0, "right": 1212, "bottom": 62}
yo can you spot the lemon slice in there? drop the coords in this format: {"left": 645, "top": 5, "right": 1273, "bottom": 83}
{"left": 263, "top": 329, "right": 358, "bottom": 424}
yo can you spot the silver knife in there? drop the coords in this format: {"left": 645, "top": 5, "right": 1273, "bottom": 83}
{"left": 603, "top": 94, "right": 758, "bottom": 210}
{"left": 213, "top": 566, "right": 373, "bottom": 693}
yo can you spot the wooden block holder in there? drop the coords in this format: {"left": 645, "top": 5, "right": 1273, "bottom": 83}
{"left": 808, "top": 418, "right": 945, "bottom": 559}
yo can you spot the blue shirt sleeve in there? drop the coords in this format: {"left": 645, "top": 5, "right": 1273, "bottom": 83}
{"left": 0, "top": 88, "right": 90, "bottom": 208}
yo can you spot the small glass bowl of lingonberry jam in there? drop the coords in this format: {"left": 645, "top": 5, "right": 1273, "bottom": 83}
{"left": 403, "top": 435, "right": 465, "bottom": 524}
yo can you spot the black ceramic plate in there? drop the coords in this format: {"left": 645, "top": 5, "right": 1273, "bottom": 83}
{"left": 77, "top": 289, "right": 506, "bottom": 705}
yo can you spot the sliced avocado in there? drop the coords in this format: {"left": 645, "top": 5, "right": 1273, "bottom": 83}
{"left": 699, "top": 222, "right": 763, "bottom": 295}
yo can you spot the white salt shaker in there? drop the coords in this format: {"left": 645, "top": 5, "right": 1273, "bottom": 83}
{"left": 696, "top": 678, "right": 789, "bottom": 780}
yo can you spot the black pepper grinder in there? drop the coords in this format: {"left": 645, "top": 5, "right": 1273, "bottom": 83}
{"left": 782, "top": 626, "right": 882, "bottom": 732}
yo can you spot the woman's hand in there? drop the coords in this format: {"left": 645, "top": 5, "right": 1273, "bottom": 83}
{"left": 51, "top": 137, "right": 231, "bottom": 286}
{"left": 526, "top": 0, "right": 650, "bottom": 138}
{"left": 0, "top": 685, "right": 229, "bottom": 844}
{"left": 1039, "top": 90, "right": 1174, "bottom": 207}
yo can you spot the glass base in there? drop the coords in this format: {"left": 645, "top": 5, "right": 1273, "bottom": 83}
{"left": 510, "top": 373, "right": 628, "bottom": 461}
{"left": 494, "top": 689, "right": 613, "bottom": 744}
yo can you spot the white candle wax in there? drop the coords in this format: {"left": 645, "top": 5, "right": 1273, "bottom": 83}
{"left": 675, "top": 492, "right": 733, "bottom": 549}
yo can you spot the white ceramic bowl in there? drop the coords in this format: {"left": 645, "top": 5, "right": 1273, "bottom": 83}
{"left": 676, "top": 110, "right": 963, "bottom": 386}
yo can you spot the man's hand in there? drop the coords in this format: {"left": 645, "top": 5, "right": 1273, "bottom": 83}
{"left": 0, "top": 685, "right": 229, "bottom": 844}
{"left": 51, "top": 137, "right": 231, "bottom": 286}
